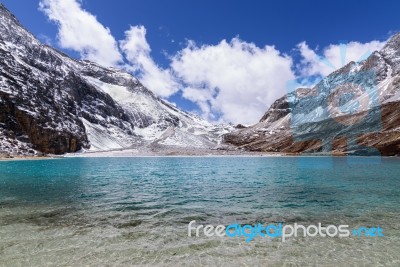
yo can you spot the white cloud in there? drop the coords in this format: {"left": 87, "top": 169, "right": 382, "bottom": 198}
{"left": 119, "top": 26, "right": 179, "bottom": 98}
{"left": 38, "top": 0, "right": 388, "bottom": 125}
{"left": 39, "top": 0, "right": 122, "bottom": 67}
{"left": 297, "top": 40, "right": 386, "bottom": 77}
{"left": 171, "top": 38, "right": 295, "bottom": 124}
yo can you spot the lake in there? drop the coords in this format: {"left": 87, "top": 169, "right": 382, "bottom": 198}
{"left": 0, "top": 157, "right": 399, "bottom": 266}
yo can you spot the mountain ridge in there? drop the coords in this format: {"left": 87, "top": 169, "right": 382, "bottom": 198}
{"left": 224, "top": 32, "right": 400, "bottom": 156}
{"left": 0, "top": 4, "right": 229, "bottom": 156}
{"left": 1, "top": 3, "right": 399, "bottom": 157}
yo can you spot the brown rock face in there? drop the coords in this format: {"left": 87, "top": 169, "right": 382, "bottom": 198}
{"left": 259, "top": 96, "right": 290, "bottom": 123}
{"left": 224, "top": 101, "right": 400, "bottom": 156}
{"left": 0, "top": 92, "right": 88, "bottom": 154}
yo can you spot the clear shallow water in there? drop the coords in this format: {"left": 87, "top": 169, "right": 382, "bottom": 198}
{"left": 0, "top": 157, "right": 399, "bottom": 266}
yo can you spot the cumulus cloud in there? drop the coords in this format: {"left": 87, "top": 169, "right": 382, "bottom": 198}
{"left": 39, "top": 0, "right": 122, "bottom": 67}
{"left": 297, "top": 40, "right": 386, "bottom": 77}
{"left": 171, "top": 38, "right": 295, "bottom": 124}
{"left": 38, "top": 0, "right": 388, "bottom": 125}
{"left": 119, "top": 26, "right": 179, "bottom": 98}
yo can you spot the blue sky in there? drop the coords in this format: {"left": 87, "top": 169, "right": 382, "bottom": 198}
{"left": 1, "top": 0, "right": 399, "bottom": 124}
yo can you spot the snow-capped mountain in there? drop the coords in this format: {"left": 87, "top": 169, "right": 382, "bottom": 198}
{"left": 225, "top": 33, "right": 400, "bottom": 156}
{"left": 0, "top": 4, "right": 229, "bottom": 156}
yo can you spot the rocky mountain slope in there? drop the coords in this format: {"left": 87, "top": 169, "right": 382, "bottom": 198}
{"left": 225, "top": 33, "right": 400, "bottom": 156}
{"left": 0, "top": 4, "right": 229, "bottom": 156}
{"left": 2, "top": 3, "right": 398, "bottom": 157}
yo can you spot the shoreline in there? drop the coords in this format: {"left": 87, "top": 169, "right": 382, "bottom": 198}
{"left": 0, "top": 155, "right": 59, "bottom": 161}
{"left": 1, "top": 150, "right": 398, "bottom": 161}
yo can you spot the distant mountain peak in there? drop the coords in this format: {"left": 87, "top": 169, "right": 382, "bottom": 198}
{"left": 225, "top": 32, "right": 400, "bottom": 156}
{"left": 0, "top": 3, "right": 230, "bottom": 156}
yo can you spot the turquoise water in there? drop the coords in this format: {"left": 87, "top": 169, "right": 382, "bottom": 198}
{"left": 0, "top": 157, "right": 399, "bottom": 266}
